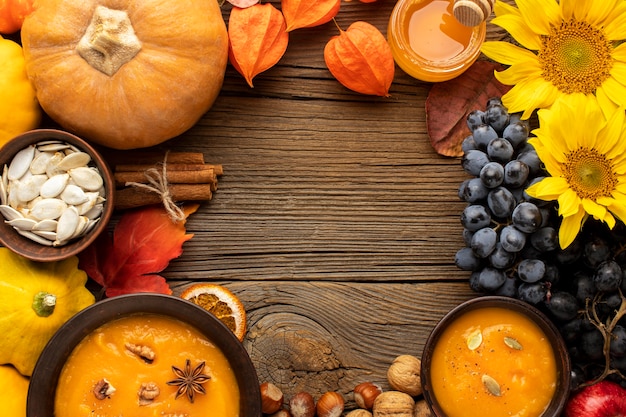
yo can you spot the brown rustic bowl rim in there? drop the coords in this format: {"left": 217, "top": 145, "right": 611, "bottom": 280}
{"left": 27, "top": 293, "right": 262, "bottom": 417}
{"left": 421, "top": 295, "right": 571, "bottom": 417}
{"left": 0, "top": 128, "right": 114, "bottom": 262}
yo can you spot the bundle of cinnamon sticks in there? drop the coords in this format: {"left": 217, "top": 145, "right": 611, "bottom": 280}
{"left": 109, "top": 151, "right": 223, "bottom": 210}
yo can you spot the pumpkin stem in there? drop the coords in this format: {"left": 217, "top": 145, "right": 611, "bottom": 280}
{"left": 76, "top": 5, "right": 142, "bottom": 76}
{"left": 32, "top": 291, "right": 57, "bottom": 317}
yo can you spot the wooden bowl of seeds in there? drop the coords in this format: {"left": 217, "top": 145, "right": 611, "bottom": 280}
{"left": 421, "top": 296, "right": 571, "bottom": 417}
{"left": 0, "top": 129, "right": 114, "bottom": 262}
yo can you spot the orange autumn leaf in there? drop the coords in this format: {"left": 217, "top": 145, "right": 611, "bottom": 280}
{"left": 78, "top": 204, "right": 199, "bottom": 297}
{"left": 324, "top": 21, "right": 394, "bottom": 97}
{"left": 228, "top": 3, "right": 289, "bottom": 88}
{"left": 281, "top": 0, "right": 340, "bottom": 31}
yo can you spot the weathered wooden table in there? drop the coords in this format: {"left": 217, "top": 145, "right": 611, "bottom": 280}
{"left": 33, "top": 0, "right": 510, "bottom": 409}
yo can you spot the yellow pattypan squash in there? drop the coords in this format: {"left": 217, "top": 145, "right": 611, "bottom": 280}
{"left": 0, "top": 364, "right": 29, "bottom": 417}
{"left": 0, "top": 35, "right": 40, "bottom": 148}
{"left": 0, "top": 248, "right": 95, "bottom": 376}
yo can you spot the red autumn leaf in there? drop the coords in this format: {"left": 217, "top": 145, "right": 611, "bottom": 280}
{"left": 78, "top": 204, "right": 199, "bottom": 297}
{"left": 228, "top": 3, "right": 289, "bottom": 88}
{"left": 426, "top": 61, "right": 511, "bottom": 157}
{"left": 226, "top": 0, "right": 259, "bottom": 8}
{"left": 324, "top": 21, "right": 394, "bottom": 97}
{"left": 281, "top": 0, "right": 340, "bottom": 31}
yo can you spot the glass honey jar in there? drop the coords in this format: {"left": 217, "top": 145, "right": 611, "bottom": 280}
{"left": 387, "top": 0, "right": 487, "bottom": 82}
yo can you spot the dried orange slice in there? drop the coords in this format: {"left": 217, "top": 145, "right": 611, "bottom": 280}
{"left": 180, "top": 283, "right": 247, "bottom": 342}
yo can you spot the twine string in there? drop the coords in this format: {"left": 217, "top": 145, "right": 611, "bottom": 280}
{"left": 124, "top": 151, "right": 186, "bottom": 223}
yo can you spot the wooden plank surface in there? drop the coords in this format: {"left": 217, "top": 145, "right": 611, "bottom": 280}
{"left": 38, "top": 0, "right": 512, "bottom": 408}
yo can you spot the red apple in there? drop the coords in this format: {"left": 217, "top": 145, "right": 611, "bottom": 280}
{"left": 565, "top": 380, "right": 626, "bottom": 417}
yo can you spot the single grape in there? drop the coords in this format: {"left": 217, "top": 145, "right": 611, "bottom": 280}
{"left": 530, "top": 226, "right": 559, "bottom": 252}
{"left": 487, "top": 186, "right": 516, "bottom": 219}
{"left": 517, "top": 258, "right": 546, "bottom": 283}
{"left": 469, "top": 271, "right": 482, "bottom": 293}
{"left": 463, "top": 228, "right": 474, "bottom": 246}
{"left": 502, "top": 121, "right": 529, "bottom": 149}
{"left": 484, "top": 103, "right": 510, "bottom": 133}
{"left": 472, "top": 125, "right": 499, "bottom": 150}
{"left": 455, "top": 247, "right": 483, "bottom": 271}
{"left": 460, "top": 177, "right": 489, "bottom": 203}
{"left": 560, "top": 319, "right": 583, "bottom": 344}
{"left": 543, "top": 262, "right": 560, "bottom": 285}
{"left": 512, "top": 202, "right": 542, "bottom": 233}
{"left": 518, "top": 282, "right": 548, "bottom": 304}
{"left": 517, "top": 149, "right": 543, "bottom": 176}
{"left": 489, "top": 242, "right": 516, "bottom": 269}
{"left": 462, "top": 135, "right": 479, "bottom": 153}
{"left": 610, "top": 325, "right": 626, "bottom": 358}
{"left": 477, "top": 267, "right": 507, "bottom": 291}
{"left": 500, "top": 225, "right": 527, "bottom": 252}
{"left": 494, "top": 276, "right": 518, "bottom": 297}
{"left": 503, "top": 160, "right": 530, "bottom": 188}
{"left": 556, "top": 238, "right": 582, "bottom": 264}
{"left": 487, "top": 138, "right": 514, "bottom": 163}
{"left": 462, "top": 149, "right": 490, "bottom": 176}
{"left": 572, "top": 271, "right": 597, "bottom": 304}
{"left": 466, "top": 110, "right": 485, "bottom": 131}
{"left": 594, "top": 260, "right": 623, "bottom": 292}
{"left": 486, "top": 97, "right": 503, "bottom": 107}
{"left": 461, "top": 204, "right": 491, "bottom": 231}
{"left": 470, "top": 227, "right": 497, "bottom": 258}
{"left": 584, "top": 236, "right": 612, "bottom": 268}
{"left": 580, "top": 329, "right": 605, "bottom": 361}
{"left": 480, "top": 161, "right": 505, "bottom": 188}
{"left": 544, "top": 291, "right": 579, "bottom": 322}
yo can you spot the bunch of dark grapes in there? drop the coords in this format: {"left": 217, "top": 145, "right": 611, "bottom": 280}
{"left": 455, "top": 98, "right": 626, "bottom": 389}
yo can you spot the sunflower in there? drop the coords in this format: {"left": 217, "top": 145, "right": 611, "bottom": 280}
{"left": 525, "top": 94, "right": 626, "bottom": 249}
{"left": 481, "top": 0, "right": 626, "bottom": 119}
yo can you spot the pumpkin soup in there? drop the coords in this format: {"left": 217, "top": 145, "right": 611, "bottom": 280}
{"left": 55, "top": 313, "right": 240, "bottom": 417}
{"left": 430, "top": 307, "right": 557, "bottom": 417}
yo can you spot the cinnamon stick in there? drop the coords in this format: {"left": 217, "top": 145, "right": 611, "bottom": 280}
{"left": 115, "top": 169, "right": 217, "bottom": 188}
{"left": 114, "top": 184, "right": 213, "bottom": 210}
{"left": 115, "top": 163, "right": 223, "bottom": 176}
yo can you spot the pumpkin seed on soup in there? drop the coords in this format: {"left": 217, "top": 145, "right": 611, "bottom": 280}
{"left": 466, "top": 328, "right": 482, "bottom": 350}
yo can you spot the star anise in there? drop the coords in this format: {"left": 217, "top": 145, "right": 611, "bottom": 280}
{"left": 166, "top": 359, "right": 211, "bottom": 403}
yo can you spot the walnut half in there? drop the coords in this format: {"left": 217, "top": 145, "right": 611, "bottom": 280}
{"left": 93, "top": 378, "right": 116, "bottom": 400}
{"left": 125, "top": 343, "right": 156, "bottom": 364}
{"left": 138, "top": 382, "right": 160, "bottom": 406}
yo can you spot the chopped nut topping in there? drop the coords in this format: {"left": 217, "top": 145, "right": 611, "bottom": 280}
{"left": 93, "top": 378, "right": 116, "bottom": 400}
{"left": 138, "top": 382, "right": 160, "bottom": 406}
{"left": 125, "top": 342, "right": 156, "bottom": 363}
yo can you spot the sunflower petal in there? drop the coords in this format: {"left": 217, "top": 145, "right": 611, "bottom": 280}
{"left": 558, "top": 209, "right": 586, "bottom": 249}
{"left": 490, "top": 14, "right": 542, "bottom": 50}
{"left": 607, "top": 199, "right": 626, "bottom": 223}
{"left": 558, "top": 188, "right": 582, "bottom": 217}
{"left": 516, "top": 0, "right": 561, "bottom": 35}
{"left": 481, "top": 41, "right": 538, "bottom": 66}
{"left": 584, "top": 0, "right": 619, "bottom": 27}
{"left": 582, "top": 198, "right": 609, "bottom": 221}
{"left": 602, "top": 2, "right": 626, "bottom": 39}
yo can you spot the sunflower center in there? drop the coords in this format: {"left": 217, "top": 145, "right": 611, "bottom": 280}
{"left": 539, "top": 19, "right": 613, "bottom": 95}
{"left": 563, "top": 147, "right": 617, "bottom": 200}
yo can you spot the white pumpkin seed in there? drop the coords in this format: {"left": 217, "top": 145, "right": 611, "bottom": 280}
{"left": 57, "top": 151, "right": 91, "bottom": 171}
{"left": 40, "top": 174, "right": 70, "bottom": 198}
{"left": 35, "top": 140, "right": 64, "bottom": 146}
{"left": 36, "top": 142, "right": 70, "bottom": 152}
{"left": 69, "top": 167, "right": 103, "bottom": 191}
{"left": 30, "top": 198, "right": 68, "bottom": 220}
{"left": 83, "top": 218, "right": 99, "bottom": 234}
{"left": 32, "top": 230, "right": 57, "bottom": 241}
{"left": 0, "top": 205, "right": 24, "bottom": 221}
{"left": 30, "top": 151, "right": 54, "bottom": 175}
{"left": 6, "top": 217, "right": 37, "bottom": 231}
{"left": 16, "top": 174, "right": 47, "bottom": 202}
{"left": 481, "top": 374, "right": 501, "bottom": 397}
{"left": 504, "top": 336, "right": 523, "bottom": 350}
{"left": 60, "top": 184, "right": 89, "bottom": 205}
{"left": 33, "top": 219, "right": 58, "bottom": 232}
{"left": 45, "top": 152, "right": 65, "bottom": 177}
{"left": 466, "top": 329, "right": 483, "bottom": 351}
{"left": 71, "top": 216, "right": 89, "bottom": 239}
{"left": 0, "top": 165, "right": 7, "bottom": 206}
{"left": 83, "top": 203, "right": 104, "bottom": 219}
{"left": 16, "top": 229, "right": 54, "bottom": 246}
{"left": 56, "top": 206, "right": 80, "bottom": 243}
{"left": 7, "top": 183, "right": 23, "bottom": 209}
{"left": 8, "top": 145, "right": 35, "bottom": 181}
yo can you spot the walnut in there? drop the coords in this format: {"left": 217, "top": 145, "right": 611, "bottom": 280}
{"left": 93, "top": 378, "right": 116, "bottom": 400}
{"left": 373, "top": 391, "right": 415, "bottom": 417}
{"left": 138, "top": 382, "right": 160, "bottom": 406}
{"left": 346, "top": 409, "right": 373, "bottom": 417}
{"left": 387, "top": 355, "right": 422, "bottom": 396}
{"left": 126, "top": 343, "right": 156, "bottom": 363}
{"left": 413, "top": 400, "right": 434, "bottom": 417}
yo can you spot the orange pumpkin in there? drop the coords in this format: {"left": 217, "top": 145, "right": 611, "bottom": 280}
{"left": 0, "top": 0, "right": 35, "bottom": 34}
{"left": 20, "top": 0, "right": 228, "bottom": 150}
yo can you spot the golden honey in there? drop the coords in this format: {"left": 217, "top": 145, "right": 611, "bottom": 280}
{"left": 388, "top": 0, "right": 486, "bottom": 82}
{"left": 429, "top": 307, "right": 557, "bottom": 417}
{"left": 55, "top": 313, "right": 240, "bottom": 417}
